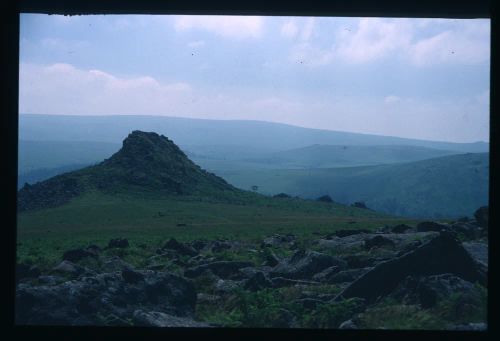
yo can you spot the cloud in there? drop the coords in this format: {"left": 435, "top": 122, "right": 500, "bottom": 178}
{"left": 19, "top": 63, "right": 192, "bottom": 115}
{"left": 280, "top": 20, "right": 298, "bottom": 39}
{"left": 384, "top": 95, "right": 401, "bottom": 104}
{"left": 187, "top": 40, "right": 206, "bottom": 48}
{"left": 287, "top": 18, "right": 489, "bottom": 67}
{"left": 174, "top": 15, "right": 264, "bottom": 39}
{"left": 408, "top": 22, "right": 490, "bottom": 66}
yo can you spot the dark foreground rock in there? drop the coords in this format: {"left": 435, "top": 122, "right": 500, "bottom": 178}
{"left": 391, "top": 273, "right": 482, "bottom": 308}
{"left": 270, "top": 250, "right": 346, "bottom": 280}
{"left": 184, "top": 261, "right": 255, "bottom": 279}
{"left": 133, "top": 310, "right": 211, "bottom": 327}
{"left": 161, "top": 238, "right": 198, "bottom": 257}
{"left": 16, "top": 264, "right": 41, "bottom": 282}
{"left": 62, "top": 248, "right": 99, "bottom": 262}
{"left": 107, "top": 238, "right": 129, "bottom": 249}
{"left": 334, "top": 232, "right": 486, "bottom": 304}
{"left": 474, "top": 206, "right": 488, "bottom": 228}
{"left": 16, "top": 270, "right": 196, "bottom": 326}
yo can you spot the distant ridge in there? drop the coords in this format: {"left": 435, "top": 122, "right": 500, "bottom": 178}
{"left": 19, "top": 114, "right": 489, "bottom": 153}
{"left": 17, "top": 131, "right": 236, "bottom": 211}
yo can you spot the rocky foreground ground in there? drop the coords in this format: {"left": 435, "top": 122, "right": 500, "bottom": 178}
{"left": 15, "top": 209, "right": 488, "bottom": 329}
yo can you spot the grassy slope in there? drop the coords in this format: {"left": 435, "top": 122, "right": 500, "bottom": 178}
{"left": 217, "top": 153, "right": 489, "bottom": 219}
{"left": 17, "top": 190, "right": 413, "bottom": 269}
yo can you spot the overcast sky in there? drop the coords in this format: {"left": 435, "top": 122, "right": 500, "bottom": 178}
{"left": 19, "top": 14, "right": 490, "bottom": 143}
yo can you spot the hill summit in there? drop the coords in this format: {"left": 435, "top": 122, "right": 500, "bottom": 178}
{"left": 18, "top": 131, "right": 236, "bottom": 211}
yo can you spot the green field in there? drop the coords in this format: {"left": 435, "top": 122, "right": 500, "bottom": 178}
{"left": 17, "top": 190, "right": 414, "bottom": 271}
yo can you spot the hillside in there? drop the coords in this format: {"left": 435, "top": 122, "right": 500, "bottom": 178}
{"left": 17, "top": 131, "right": 236, "bottom": 211}
{"left": 218, "top": 153, "right": 489, "bottom": 219}
{"left": 20, "top": 114, "right": 489, "bottom": 153}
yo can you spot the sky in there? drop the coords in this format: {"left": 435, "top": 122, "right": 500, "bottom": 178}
{"left": 19, "top": 14, "right": 490, "bottom": 143}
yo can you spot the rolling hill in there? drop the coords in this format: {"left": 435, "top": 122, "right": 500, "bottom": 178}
{"left": 217, "top": 153, "right": 489, "bottom": 219}
{"left": 20, "top": 114, "right": 489, "bottom": 153}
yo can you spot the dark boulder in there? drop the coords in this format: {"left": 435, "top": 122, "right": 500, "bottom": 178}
{"left": 132, "top": 310, "right": 211, "bottom": 327}
{"left": 184, "top": 261, "right": 255, "bottom": 279}
{"left": 271, "top": 277, "right": 321, "bottom": 288}
{"left": 262, "top": 250, "right": 280, "bottom": 267}
{"left": 312, "top": 266, "right": 341, "bottom": 282}
{"left": 270, "top": 250, "right": 346, "bottom": 280}
{"left": 16, "top": 270, "right": 197, "bottom": 325}
{"left": 243, "top": 272, "right": 274, "bottom": 291}
{"left": 333, "top": 229, "right": 371, "bottom": 238}
{"left": 342, "top": 255, "right": 377, "bottom": 269}
{"left": 121, "top": 267, "right": 145, "bottom": 284}
{"left": 273, "top": 193, "right": 291, "bottom": 198}
{"left": 364, "top": 235, "right": 395, "bottom": 250}
{"left": 161, "top": 238, "right": 198, "bottom": 257}
{"left": 325, "top": 268, "right": 373, "bottom": 284}
{"left": 190, "top": 240, "right": 208, "bottom": 251}
{"left": 416, "top": 221, "right": 449, "bottom": 233}
{"left": 261, "top": 234, "right": 295, "bottom": 248}
{"left": 51, "top": 260, "right": 95, "bottom": 278}
{"left": 334, "top": 232, "right": 487, "bottom": 304}
{"left": 108, "top": 238, "right": 129, "bottom": 249}
{"left": 62, "top": 248, "right": 98, "bottom": 263}
{"left": 391, "top": 224, "right": 413, "bottom": 234}
{"left": 16, "top": 264, "right": 41, "bottom": 282}
{"left": 474, "top": 206, "right": 488, "bottom": 228}
{"left": 209, "top": 240, "right": 232, "bottom": 253}
{"left": 391, "top": 273, "right": 482, "bottom": 309}
{"left": 450, "top": 222, "right": 482, "bottom": 239}
{"left": 462, "top": 241, "right": 488, "bottom": 269}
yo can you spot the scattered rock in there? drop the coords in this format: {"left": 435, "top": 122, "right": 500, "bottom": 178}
{"left": 342, "top": 255, "right": 377, "bottom": 268}
{"left": 161, "top": 238, "right": 198, "bottom": 257}
{"left": 37, "top": 275, "right": 63, "bottom": 286}
{"left": 121, "top": 267, "right": 144, "bottom": 284}
{"left": 326, "top": 268, "right": 373, "bottom": 284}
{"left": 190, "top": 240, "right": 208, "bottom": 251}
{"left": 16, "top": 270, "right": 197, "bottom": 325}
{"left": 473, "top": 206, "right": 488, "bottom": 228}
{"left": 462, "top": 241, "right": 488, "bottom": 269}
{"left": 16, "top": 264, "right": 41, "bottom": 282}
{"left": 243, "top": 272, "right": 274, "bottom": 291}
{"left": 261, "top": 234, "right": 295, "bottom": 248}
{"left": 214, "top": 279, "right": 241, "bottom": 294}
{"left": 334, "top": 232, "right": 487, "bottom": 304}
{"left": 132, "top": 310, "right": 211, "bottom": 327}
{"left": 107, "top": 238, "right": 129, "bottom": 249}
{"left": 391, "top": 224, "right": 413, "bottom": 234}
{"left": 101, "top": 256, "right": 135, "bottom": 272}
{"left": 450, "top": 222, "right": 482, "bottom": 239}
{"left": 209, "top": 240, "right": 233, "bottom": 253}
{"left": 449, "top": 322, "right": 487, "bottom": 331}
{"left": 333, "top": 229, "right": 371, "bottom": 238}
{"left": 293, "top": 298, "right": 324, "bottom": 310}
{"left": 184, "top": 261, "right": 255, "bottom": 279}
{"left": 262, "top": 250, "right": 280, "bottom": 267}
{"left": 364, "top": 235, "right": 395, "bottom": 250}
{"left": 62, "top": 248, "right": 98, "bottom": 263}
{"left": 312, "top": 266, "right": 341, "bottom": 282}
{"left": 271, "top": 277, "right": 321, "bottom": 288}
{"left": 270, "top": 250, "right": 346, "bottom": 280}
{"left": 51, "top": 260, "right": 94, "bottom": 277}
{"left": 392, "top": 273, "right": 481, "bottom": 308}
{"left": 339, "top": 319, "right": 358, "bottom": 329}
{"left": 196, "top": 293, "right": 221, "bottom": 304}
{"left": 416, "top": 221, "right": 449, "bottom": 233}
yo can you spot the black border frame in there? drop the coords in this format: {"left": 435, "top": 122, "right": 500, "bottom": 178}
{"left": 2, "top": 1, "right": 497, "bottom": 340}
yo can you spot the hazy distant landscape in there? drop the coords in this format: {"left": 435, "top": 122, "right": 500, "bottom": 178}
{"left": 16, "top": 14, "right": 489, "bottom": 330}
{"left": 18, "top": 114, "right": 488, "bottom": 219}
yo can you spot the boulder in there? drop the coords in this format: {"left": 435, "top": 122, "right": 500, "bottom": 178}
{"left": 62, "top": 248, "right": 98, "bottom": 263}
{"left": 326, "top": 268, "right": 373, "bottom": 284}
{"left": 450, "top": 222, "right": 482, "bottom": 239}
{"left": 262, "top": 250, "right": 280, "bottom": 267}
{"left": 214, "top": 279, "right": 241, "bottom": 294}
{"left": 449, "top": 322, "right": 487, "bottom": 331}
{"left": 210, "top": 240, "right": 233, "bottom": 253}
{"left": 351, "top": 201, "right": 369, "bottom": 209}
{"left": 16, "top": 270, "right": 197, "bottom": 325}
{"left": 339, "top": 319, "right": 358, "bottom": 329}
{"left": 342, "top": 255, "right": 377, "bottom": 269}
{"left": 334, "top": 232, "right": 487, "bottom": 304}
{"left": 317, "top": 195, "right": 333, "bottom": 203}
{"left": 107, "top": 238, "right": 129, "bottom": 249}
{"left": 190, "top": 240, "right": 209, "bottom": 251}
{"left": 333, "top": 229, "right": 371, "bottom": 238}
{"left": 132, "top": 310, "right": 211, "bottom": 327}
{"left": 270, "top": 250, "right": 346, "bottom": 280}
{"left": 161, "top": 238, "right": 198, "bottom": 257}
{"left": 473, "top": 206, "right": 488, "bottom": 228}
{"left": 364, "top": 235, "right": 395, "bottom": 250}
{"left": 391, "top": 224, "right": 413, "bottom": 234}
{"left": 261, "top": 234, "right": 295, "bottom": 248}
{"left": 243, "top": 272, "right": 274, "bottom": 291}
{"left": 391, "top": 273, "right": 482, "bottom": 309}
{"left": 462, "top": 242, "right": 488, "bottom": 269}
{"left": 51, "top": 260, "right": 94, "bottom": 277}
{"left": 121, "top": 268, "right": 145, "bottom": 284}
{"left": 184, "top": 261, "right": 255, "bottom": 279}
{"left": 312, "top": 266, "right": 342, "bottom": 282}
{"left": 416, "top": 221, "right": 449, "bottom": 233}
{"left": 16, "top": 264, "right": 41, "bottom": 282}
{"left": 101, "top": 256, "right": 135, "bottom": 273}
{"left": 271, "top": 277, "right": 321, "bottom": 288}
